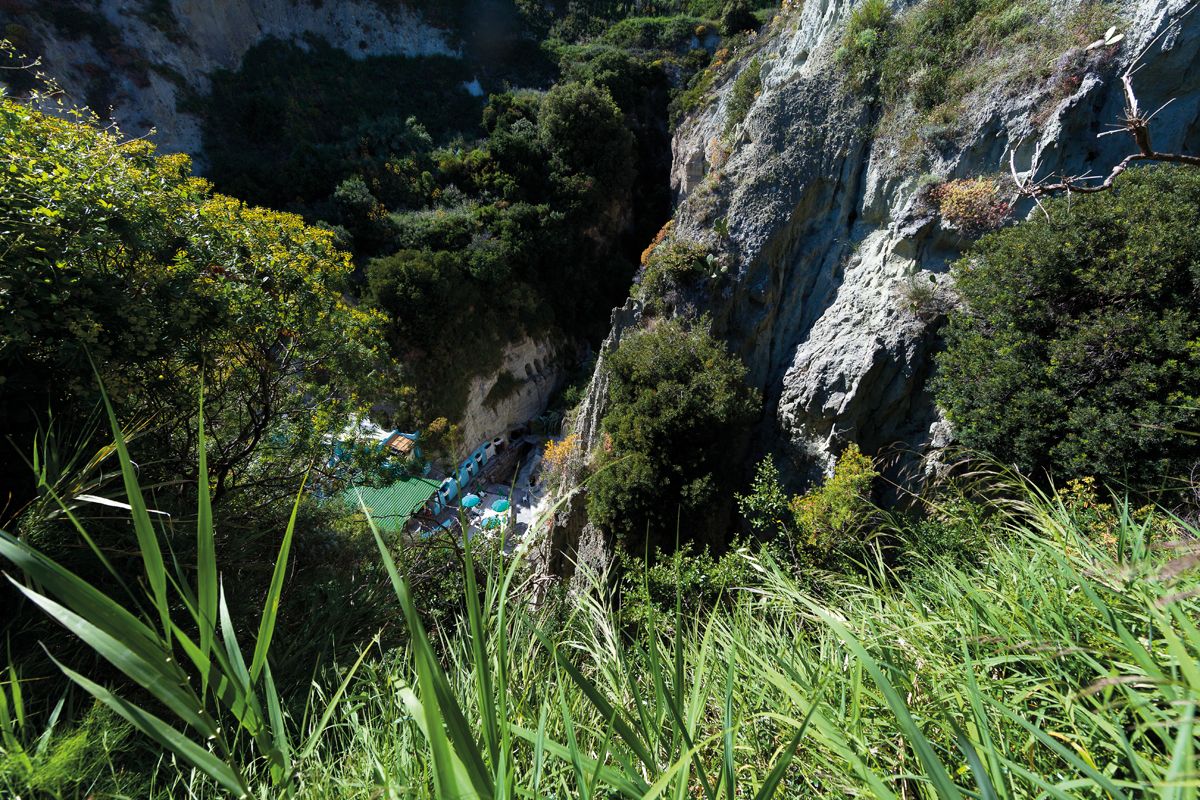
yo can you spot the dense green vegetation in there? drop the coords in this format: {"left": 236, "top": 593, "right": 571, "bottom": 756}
{"left": 0, "top": 95, "right": 385, "bottom": 516}
{"left": 588, "top": 318, "right": 759, "bottom": 553}
{"left": 4, "top": 429, "right": 1200, "bottom": 798}
{"left": 361, "top": 81, "right": 637, "bottom": 420}
{"left": 191, "top": 0, "right": 771, "bottom": 424}
{"left": 0, "top": 92, "right": 422, "bottom": 722}
{"left": 935, "top": 166, "right": 1200, "bottom": 488}
{"left": 199, "top": 38, "right": 481, "bottom": 213}
{"left": 837, "top": 0, "right": 1117, "bottom": 144}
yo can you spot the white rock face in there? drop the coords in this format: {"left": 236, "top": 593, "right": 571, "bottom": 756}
{"left": 11, "top": 0, "right": 456, "bottom": 157}
{"left": 458, "top": 337, "right": 565, "bottom": 455}
{"left": 602, "top": 0, "right": 1200, "bottom": 488}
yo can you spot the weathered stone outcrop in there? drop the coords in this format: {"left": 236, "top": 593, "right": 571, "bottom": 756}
{"left": 587, "top": 0, "right": 1200, "bottom": 494}
{"left": 2, "top": 0, "right": 455, "bottom": 157}
{"left": 458, "top": 337, "right": 566, "bottom": 455}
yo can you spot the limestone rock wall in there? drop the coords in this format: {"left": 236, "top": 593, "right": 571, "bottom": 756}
{"left": 3, "top": 0, "right": 456, "bottom": 157}
{"left": 627, "top": 0, "right": 1200, "bottom": 488}
{"left": 458, "top": 337, "right": 565, "bottom": 455}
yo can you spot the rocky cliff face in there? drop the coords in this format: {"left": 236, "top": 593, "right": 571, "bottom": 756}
{"left": 580, "top": 0, "right": 1200, "bottom": 494}
{"left": 3, "top": 0, "right": 455, "bottom": 158}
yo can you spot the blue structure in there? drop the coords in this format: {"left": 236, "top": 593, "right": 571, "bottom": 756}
{"left": 428, "top": 436, "right": 507, "bottom": 515}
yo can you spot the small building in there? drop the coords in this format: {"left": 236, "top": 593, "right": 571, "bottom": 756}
{"left": 342, "top": 475, "right": 441, "bottom": 533}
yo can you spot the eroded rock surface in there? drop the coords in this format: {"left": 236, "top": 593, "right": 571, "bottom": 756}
{"left": 589, "top": 0, "right": 1200, "bottom": 492}
{"left": 3, "top": 0, "right": 455, "bottom": 157}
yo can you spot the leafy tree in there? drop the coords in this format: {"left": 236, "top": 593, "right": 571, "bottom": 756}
{"left": 588, "top": 318, "right": 758, "bottom": 553}
{"left": 539, "top": 81, "right": 635, "bottom": 207}
{"left": 934, "top": 165, "right": 1200, "bottom": 488}
{"left": 0, "top": 95, "right": 385, "bottom": 516}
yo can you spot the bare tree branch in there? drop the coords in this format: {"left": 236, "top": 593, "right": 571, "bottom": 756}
{"left": 1011, "top": 3, "right": 1200, "bottom": 201}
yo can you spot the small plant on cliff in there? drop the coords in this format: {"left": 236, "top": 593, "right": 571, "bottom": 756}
{"left": 737, "top": 456, "right": 792, "bottom": 537}
{"left": 836, "top": 0, "right": 895, "bottom": 89}
{"left": 636, "top": 239, "right": 710, "bottom": 305}
{"left": 723, "top": 56, "right": 762, "bottom": 136}
{"left": 900, "top": 272, "right": 954, "bottom": 323}
{"left": 541, "top": 433, "right": 582, "bottom": 494}
{"left": 931, "top": 176, "right": 1010, "bottom": 235}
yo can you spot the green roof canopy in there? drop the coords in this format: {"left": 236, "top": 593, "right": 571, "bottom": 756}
{"left": 342, "top": 476, "right": 441, "bottom": 532}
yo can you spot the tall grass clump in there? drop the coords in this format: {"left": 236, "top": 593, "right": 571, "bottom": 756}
{"left": 3, "top": 405, "right": 1199, "bottom": 797}
{"left": 0, "top": 396, "right": 369, "bottom": 798}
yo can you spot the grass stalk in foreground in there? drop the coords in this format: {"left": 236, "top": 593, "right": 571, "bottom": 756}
{"left": 4, "top": 423, "right": 1200, "bottom": 796}
{"left": 0, "top": 398, "right": 368, "bottom": 798}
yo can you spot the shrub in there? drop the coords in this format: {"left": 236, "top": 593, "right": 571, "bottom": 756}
{"left": 718, "top": 0, "right": 760, "bottom": 34}
{"left": 874, "top": 0, "right": 1115, "bottom": 121}
{"left": 836, "top": 0, "right": 895, "bottom": 88}
{"left": 201, "top": 38, "right": 477, "bottom": 212}
{"left": 539, "top": 81, "right": 635, "bottom": 199}
{"left": 788, "top": 443, "right": 879, "bottom": 567}
{"left": 616, "top": 541, "right": 756, "bottom": 627}
{"left": 931, "top": 176, "right": 1010, "bottom": 235}
{"left": 737, "top": 445, "right": 883, "bottom": 569}
{"left": 541, "top": 434, "right": 583, "bottom": 494}
{"left": 723, "top": 56, "right": 762, "bottom": 135}
{"left": 736, "top": 456, "right": 792, "bottom": 536}
{"left": 600, "top": 15, "right": 703, "bottom": 51}
{"left": 0, "top": 94, "right": 384, "bottom": 516}
{"left": 934, "top": 165, "right": 1200, "bottom": 488}
{"left": 899, "top": 272, "right": 953, "bottom": 322}
{"left": 636, "top": 239, "right": 709, "bottom": 302}
{"left": 588, "top": 318, "right": 759, "bottom": 553}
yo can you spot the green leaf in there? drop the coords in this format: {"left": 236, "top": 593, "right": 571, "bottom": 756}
{"left": 10, "top": 578, "right": 216, "bottom": 739}
{"left": 54, "top": 657, "right": 249, "bottom": 798}
{"left": 249, "top": 475, "right": 306, "bottom": 684}
{"left": 97, "top": 381, "right": 171, "bottom": 640}
{"left": 196, "top": 392, "right": 218, "bottom": 694}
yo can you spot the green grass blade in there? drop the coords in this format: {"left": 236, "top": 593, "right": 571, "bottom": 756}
{"left": 511, "top": 722, "right": 648, "bottom": 799}
{"left": 249, "top": 475, "right": 307, "bottom": 684}
{"left": 539, "top": 629, "right": 657, "bottom": 771}
{"left": 0, "top": 531, "right": 164, "bottom": 667}
{"left": 952, "top": 722, "right": 1000, "bottom": 800}
{"left": 54, "top": 658, "right": 248, "bottom": 797}
{"left": 752, "top": 683, "right": 824, "bottom": 800}
{"left": 532, "top": 702, "right": 549, "bottom": 799}
{"left": 11, "top": 579, "right": 215, "bottom": 737}
{"left": 298, "top": 637, "right": 376, "bottom": 761}
{"left": 196, "top": 395, "right": 218, "bottom": 695}
{"left": 988, "top": 697, "right": 1130, "bottom": 800}
{"left": 98, "top": 385, "right": 171, "bottom": 640}
{"left": 367, "top": 508, "right": 492, "bottom": 799}
{"left": 814, "top": 609, "right": 964, "bottom": 800}
{"left": 263, "top": 662, "right": 292, "bottom": 785}
{"left": 460, "top": 523, "right": 500, "bottom": 769}
{"left": 723, "top": 655, "right": 735, "bottom": 800}
{"left": 1163, "top": 701, "right": 1195, "bottom": 800}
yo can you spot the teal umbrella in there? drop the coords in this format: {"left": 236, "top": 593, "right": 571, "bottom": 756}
{"left": 461, "top": 494, "right": 481, "bottom": 508}
{"left": 491, "top": 499, "right": 511, "bottom": 513}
